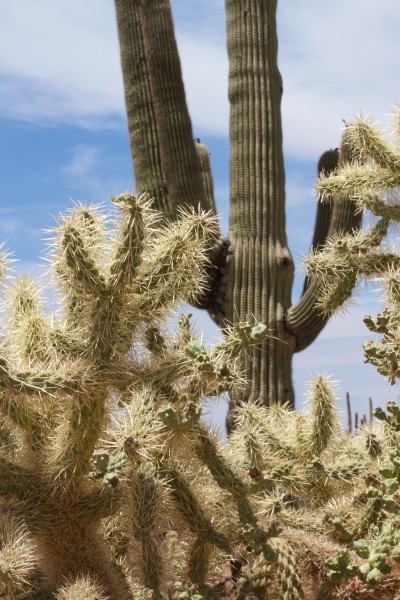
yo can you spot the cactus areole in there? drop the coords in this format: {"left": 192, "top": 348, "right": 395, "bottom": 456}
{"left": 114, "top": 0, "right": 360, "bottom": 428}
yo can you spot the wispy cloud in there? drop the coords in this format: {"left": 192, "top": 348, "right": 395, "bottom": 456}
{"left": 0, "top": 218, "right": 20, "bottom": 237}
{"left": 0, "top": 1, "right": 398, "bottom": 160}
{"left": 61, "top": 144, "right": 101, "bottom": 181}
{"left": 278, "top": 0, "right": 400, "bottom": 158}
{"left": 60, "top": 143, "right": 134, "bottom": 200}
{"left": 0, "top": 1, "right": 123, "bottom": 127}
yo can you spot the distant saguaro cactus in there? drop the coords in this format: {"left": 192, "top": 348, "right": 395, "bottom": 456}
{"left": 114, "top": 0, "right": 361, "bottom": 429}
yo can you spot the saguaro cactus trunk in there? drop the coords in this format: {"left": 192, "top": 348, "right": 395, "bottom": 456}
{"left": 224, "top": 0, "right": 295, "bottom": 412}
{"left": 114, "top": 0, "right": 361, "bottom": 429}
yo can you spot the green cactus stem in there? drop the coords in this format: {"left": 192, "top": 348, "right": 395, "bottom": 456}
{"left": 115, "top": 0, "right": 362, "bottom": 424}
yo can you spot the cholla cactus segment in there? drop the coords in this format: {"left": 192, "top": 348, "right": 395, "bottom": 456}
{"left": 0, "top": 243, "right": 14, "bottom": 289}
{"left": 304, "top": 215, "right": 399, "bottom": 316}
{"left": 55, "top": 574, "right": 110, "bottom": 600}
{"left": 128, "top": 469, "right": 163, "bottom": 598}
{"left": 305, "top": 375, "right": 340, "bottom": 458}
{"left": 0, "top": 511, "right": 36, "bottom": 596}
{"left": 133, "top": 206, "right": 219, "bottom": 317}
{"left": 164, "top": 465, "right": 230, "bottom": 554}
{"left": 272, "top": 538, "right": 304, "bottom": 600}
{"left": 108, "top": 193, "right": 152, "bottom": 294}
{"left": 236, "top": 553, "right": 274, "bottom": 598}
{"left": 345, "top": 115, "right": 400, "bottom": 172}
{"left": 311, "top": 111, "right": 400, "bottom": 324}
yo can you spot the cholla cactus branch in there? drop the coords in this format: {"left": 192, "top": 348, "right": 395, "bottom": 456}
{"left": 306, "top": 375, "right": 339, "bottom": 458}
{"left": 62, "top": 225, "right": 106, "bottom": 295}
{"left": 0, "top": 197, "right": 239, "bottom": 597}
{"left": 129, "top": 470, "right": 163, "bottom": 598}
{"left": 108, "top": 192, "right": 147, "bottom": 294}
{"left": 0, "top": 511, "right": 36, "bottom": 598}
{"left": 0, "top": 458, "right": 38, "bottom": 501}
{"left": 317, "top": 164, "right": 400, "bottom": 202}
{"left": 346, "top": 115, "right": 400, "bottom": 172}
{"left": 165, "top": 465, "right": 230, "bottom": 553}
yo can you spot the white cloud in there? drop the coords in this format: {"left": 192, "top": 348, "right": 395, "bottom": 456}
{"left": 1, "top": 1, "right": 398, "bottom": 160}
{"left": 62, "top": 145, "right": 101, "bottom": 180}
{"left": 59, "top": 144, "right": 134, "bottom": 202}
{"left": 0, "top": 1, "right": 123, "bottom": 126}
{"left": 278, "top": 1, "right": 400, "bottom": 158}
{"left": 0, "top": 218, "right": 20, "bottom": 236}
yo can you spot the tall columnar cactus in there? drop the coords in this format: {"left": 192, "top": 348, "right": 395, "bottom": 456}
{"left": 114, "top": 0, "right": 361, "bottom": 429}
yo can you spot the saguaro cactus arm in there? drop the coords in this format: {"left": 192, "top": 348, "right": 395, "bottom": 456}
{"left": 115, "top": 0, "right": 216, "bottom": 218}
{"left": 115, "top": 0, "right": 229, "bottom": 321}
{"left": 114, "top": 0, "right": 169, "bottom": 217}
{"left": 301, "top": 149, "right": 338, "bottom": 296}
{"left": 286, "top": 139, "right": 363, "bottom": 351}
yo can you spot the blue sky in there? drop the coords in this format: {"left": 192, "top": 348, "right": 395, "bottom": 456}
{"left": 0, "top": 1, "right": 399, "bottom": 431}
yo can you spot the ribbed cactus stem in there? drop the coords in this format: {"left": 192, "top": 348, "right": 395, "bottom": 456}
{"left": 225, "top": 0, "right": 295, "bottom": 412}
{"left": 114, "top": 0, "right": 169, "bottom": 216}
{"left": 137, "top": 0, "right": 210, "bottom": 214}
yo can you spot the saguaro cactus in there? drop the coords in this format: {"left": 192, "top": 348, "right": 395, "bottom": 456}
{"left": 114, "top": 0, "right": 361, "bottom": 428}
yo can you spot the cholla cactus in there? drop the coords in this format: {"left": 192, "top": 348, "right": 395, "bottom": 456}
{"left": 309, "top": 110, "right": 400, "bottom": 386}
{"left": 0, "top": 193, "right": 284, "bottom": 599}
{"left": 3, "top": 189, "right": 400, "bottom": 599}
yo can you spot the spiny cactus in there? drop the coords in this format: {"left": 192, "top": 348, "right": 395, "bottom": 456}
{"left": 3, "top": 186, "right": 400, "bottom": 598}
{"left": 0, "top": 194, "right": 291, "bottom": 598}
{"left": 0, "top": 193, "right": 228, "bottom": 598}
{"left": 311, "top": 109, "right": 400, "bottom": 384}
